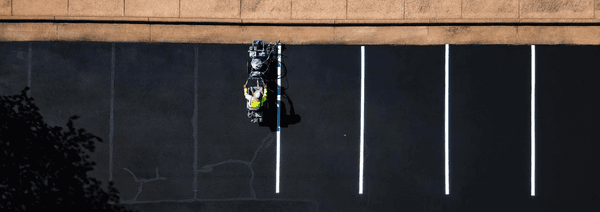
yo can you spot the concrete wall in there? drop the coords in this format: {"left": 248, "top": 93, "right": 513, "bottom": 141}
{"left": 1, "top": 1, "right": 600, "bottom": 46}
{"left": 3, "top": 0, "right": 600, "bottom": 20}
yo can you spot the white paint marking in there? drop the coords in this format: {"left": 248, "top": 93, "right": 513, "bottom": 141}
{"left": 445, "top": 44, "right": 450, "bottom": 195}
{"left": 531, "top": 45, "right": 536, "bottom": 197}
{"left": 109, "top": 42, "right": 115, "bottom": 182}
{"left": 276, "top": 42, "right": 281, "bottom": 194}
{"left": 359, "top": 46, "right": 365, "bottom": 194}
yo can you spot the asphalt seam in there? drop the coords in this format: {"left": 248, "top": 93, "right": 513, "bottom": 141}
{"left": 109, "top": 43, "right": 115, "bottom": 182}
{"left": 27, "top": 42, "right": 31, "bottom": 96}
{"left": 192, "top": 46, "right": 199, "bottom": 196}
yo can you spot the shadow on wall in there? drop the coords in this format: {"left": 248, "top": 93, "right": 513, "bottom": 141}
{"left": 0, "top": 87, "right": 135, "bottom": 212}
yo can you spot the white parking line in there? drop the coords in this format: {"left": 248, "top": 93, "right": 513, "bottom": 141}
{"left": 531, "top": 45, "right": 536, "bottom": 197}
{"left": 359, "top": 46, "right": 365, "bottom": 194}
{"left": 276, "top": 42, "right": 281, "bottom": 194}
{"left": 445, "top": 44, "right": 450, "bottom": 195}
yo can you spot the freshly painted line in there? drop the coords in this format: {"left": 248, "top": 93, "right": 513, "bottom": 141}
{"left": 109, "top": 42, "right": 115, "bottom": 182}
{"left": 276, "top": 42, "right": 281, "bottom": 194}
{"left": 531, "top": 45, "right": 536, "bottom": 197}
{"left": 27, "top": 42, "right": 31, "bottom": 96}
{"left": 193, "top": 46, "right": 199, "bottom": 196}
{"left": 445, "top": 44, "right": 450, "bottom": 195}
{"left": 359, "top": 46, "right": 365, "bottom": 194}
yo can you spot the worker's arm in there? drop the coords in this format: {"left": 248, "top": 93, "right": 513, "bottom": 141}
{"left": 263, "top": 85, "right": 267, "bottom": 97}
{"left": 244, "top": 85, "right": 252, "bottom": 101}
{"left": 261, "top": 85, "right": 267, "bottom": 102}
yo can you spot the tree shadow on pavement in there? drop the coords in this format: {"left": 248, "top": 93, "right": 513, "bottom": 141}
{"left": 0, "top": 87, "right": 135, "bottom": 212}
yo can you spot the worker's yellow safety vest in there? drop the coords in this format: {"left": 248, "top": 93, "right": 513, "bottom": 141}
{"left": 246, "top": 88, "right": 267, "bottom": 109}
{"left": 250, "top": 95, "right": 267, "bottom": 108}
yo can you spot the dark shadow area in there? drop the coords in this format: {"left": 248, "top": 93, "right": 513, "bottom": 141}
{"left": 0, "top": 87, "right": 135, "bottom": 211}
{"left": 277, "top": 86, "right": 302, "bottom": 129}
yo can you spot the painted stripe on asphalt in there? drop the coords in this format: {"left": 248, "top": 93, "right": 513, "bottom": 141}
{"left": 359, "top": 46, "right": 365, "bottom": 194}
{"left": 531, "top": 45, "right": 536, "bottom": 197}
{"left": 445, "top": 44, "right": 450, "bottom": 195}
{"left": 276, "top": 42, "right": 281, "bottom": 194}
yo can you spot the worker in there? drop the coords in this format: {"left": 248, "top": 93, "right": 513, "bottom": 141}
{"left": 244, "top": 84, "right": 267, "bottom": 116}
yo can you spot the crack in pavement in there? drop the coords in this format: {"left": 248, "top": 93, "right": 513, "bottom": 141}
{"left": 196, "top": 132, "right": 275, "bottom": 200}
{"left": 121, "top": 167, "right": 166, "bottom": 203}
{"left": 118, "top": 132, "right": 274, "bottom": 204}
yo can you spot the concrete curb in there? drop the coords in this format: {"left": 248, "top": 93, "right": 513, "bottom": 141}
{"left": 3, "top": 22, "right": 600, "bottom": 45}
{"left": 7, "top": 16, "right": 600, "bottom": 24}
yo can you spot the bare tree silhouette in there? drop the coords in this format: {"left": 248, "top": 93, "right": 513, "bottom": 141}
{"left": 0, "top": 87, "right": 136, "bottom": 211}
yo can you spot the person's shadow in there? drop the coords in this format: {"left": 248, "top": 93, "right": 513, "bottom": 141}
{"left": 255, "top": 44, "right": 301, "bottom": 131}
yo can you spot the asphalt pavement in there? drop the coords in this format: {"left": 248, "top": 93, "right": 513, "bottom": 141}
{"left": 0, "top": 42, "right": 597, "bottom": 211}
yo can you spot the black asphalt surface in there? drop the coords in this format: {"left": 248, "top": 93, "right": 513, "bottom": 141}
{"left": 534, "top": 46, "right": 598, "bottom": 211}
{"left": 278, "top": 45, "right": 361, "bottom": 211}
{"left": 1, "top": 42, "right": 598, "bottom": 211}
{"left": 447, "top": 45, "right": 531, "bottom": 210}
{"left": 363, "top": 45, "right": 446, "bottom": 211}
